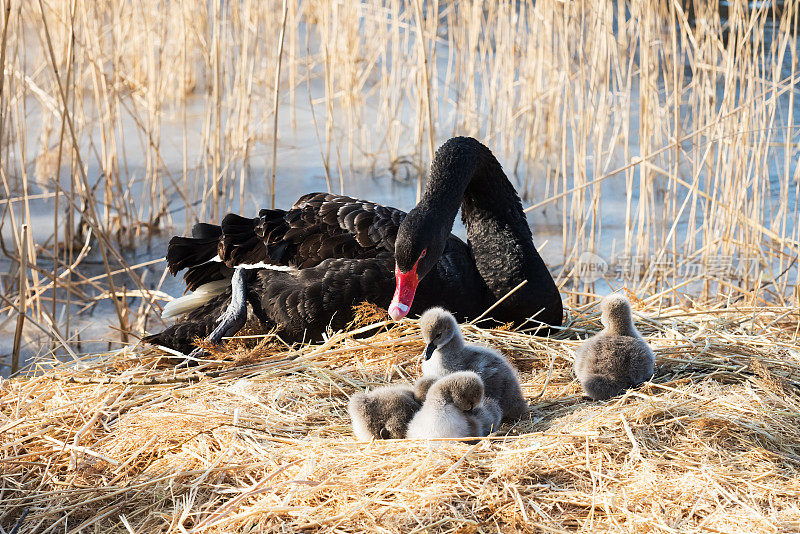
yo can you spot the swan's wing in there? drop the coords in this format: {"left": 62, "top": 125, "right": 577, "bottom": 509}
{"left": 221, "top": 192, "right": 406, "bottom": 267}
{"left": 166, "top": 193, "right": 406, "bottom": 290}
{"left": 274, "top": 192, "right": 406, "bottom": 267}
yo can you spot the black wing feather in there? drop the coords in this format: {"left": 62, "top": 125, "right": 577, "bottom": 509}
{"left": 165, "top": 193, "right": 405, "bottom": 290}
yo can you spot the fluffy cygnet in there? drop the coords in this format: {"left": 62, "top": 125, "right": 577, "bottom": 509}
{"left": 573, "top": 294, "right": 655, "bottom": 400}
{"left": 406, "top": 371, "right": 502, "bottom": 442}
{"left": 419, "top": 307, "right": 527, "bottom": 421}
{"left": 348, "top": 384, "right": 423, "bottom": 440}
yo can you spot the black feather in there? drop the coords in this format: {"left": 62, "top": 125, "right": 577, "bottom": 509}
{"left": 166, "top": 236, "right": 218, "bottom": 275}
{"left": 192, "top": 223, "right": 222, "bottom": 239}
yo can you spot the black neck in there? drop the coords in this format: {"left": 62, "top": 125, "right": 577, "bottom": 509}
{"left": 424, "top": 137, "right": 562, "bottom": 325}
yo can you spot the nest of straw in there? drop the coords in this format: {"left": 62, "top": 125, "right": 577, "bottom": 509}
{"left": 2, "top": 301, "right": 800, "bottom": 533}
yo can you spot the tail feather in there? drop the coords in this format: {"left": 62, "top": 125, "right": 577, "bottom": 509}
{"left": 219, "top": 210, "right": 292, "bottom": 267}
{"left": 165, "top": 223, "right": 224, "bottom": 288}
{"left": 192, "top": 222, "right": 222, "bottom": 240}
{"left": 166, "top": 234, "right": 220, "bottom": 275}
{"left": 259, "top": 208, "right": 294, "bottom": 264}
{"left": 161, "top": 279, "right": 230, "bottom": 319}
{"left": 184, "top": 262, "right": 232, "bottom": 291}
{"left": 219, "top": 213, "right": 267, "bottom": 266}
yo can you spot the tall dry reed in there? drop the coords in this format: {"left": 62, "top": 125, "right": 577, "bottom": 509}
{"left": 0, "top": 0, "right": 797, "bottom": 360}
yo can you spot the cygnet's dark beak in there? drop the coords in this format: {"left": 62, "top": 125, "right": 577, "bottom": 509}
{"left": 423, "top": 342, "right": 436, "bottom": 360}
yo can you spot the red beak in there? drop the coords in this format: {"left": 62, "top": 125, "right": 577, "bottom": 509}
{"left": 388, "top": 262, "right": 419, "bottom": 320}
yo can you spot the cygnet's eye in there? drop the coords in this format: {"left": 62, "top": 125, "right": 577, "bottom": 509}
{"left": 379, "top": 427, "right": 391, "bottom": 439}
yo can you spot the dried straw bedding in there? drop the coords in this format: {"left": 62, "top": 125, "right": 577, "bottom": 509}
{"left": 1, "top": 303, "right": 800, "bottom": 532}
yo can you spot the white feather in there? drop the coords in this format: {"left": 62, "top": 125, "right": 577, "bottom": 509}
{"left": 236, "top": 261, "right": 296, "bottom": 271}
{"left": 161, "top": 279, "right": 230, "bottom": 319}
{"left": 202, "top": 256, "right": 296, "bottom": 271}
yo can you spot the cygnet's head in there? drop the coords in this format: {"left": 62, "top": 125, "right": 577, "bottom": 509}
{"left": 599, "top": 294, "right": 634, "bottom": 334}
{"left": 435, "top": 371, "right": 485, "bottom": 412}
{"left": 419, "top": 307, "right": 461, "bottom": 360}
{"left": 413, "top": 376, "right": 437, "bottom": 401}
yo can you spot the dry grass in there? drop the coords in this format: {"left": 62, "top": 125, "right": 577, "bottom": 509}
{"left": 2, "top": 300, "right": 800, "bottom": 533}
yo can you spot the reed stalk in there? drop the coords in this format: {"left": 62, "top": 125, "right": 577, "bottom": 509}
{"left": 270, "top": 0, "right": 289, "bottom": 210}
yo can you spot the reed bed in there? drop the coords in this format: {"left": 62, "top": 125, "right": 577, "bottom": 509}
{"left": 2, "top": 299, "right": 799, "bottom": 532}
{"left": 1, "top": 1, "right": 799, "bottom": 369}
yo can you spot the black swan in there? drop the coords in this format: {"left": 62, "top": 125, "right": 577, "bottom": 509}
{"left": 143, "top": 137, "right": 562, "bottom": 357}
{"left": 573, "top": 294, "right": 654, "bottom": 400}
{"left": 418, "top": 307, "right": 528, "bottom": 421}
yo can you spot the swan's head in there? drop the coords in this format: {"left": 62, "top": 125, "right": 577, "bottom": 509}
{"left": 419, "top": 307, "right": 460, "bottom": 359}
{"left": 390, "top": 209, "right": 449, "bottom": 320}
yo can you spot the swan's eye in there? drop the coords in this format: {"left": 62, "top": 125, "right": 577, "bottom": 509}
{"left": 419, "top": 249, "right": 427, "bottom": 259}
